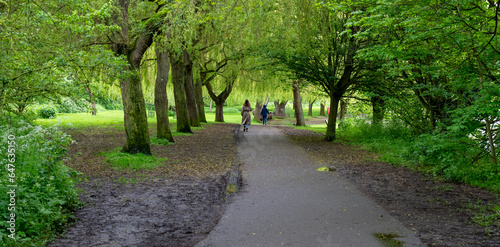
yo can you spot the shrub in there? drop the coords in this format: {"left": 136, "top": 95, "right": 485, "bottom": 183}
{"left": 0, "top": 122, "right": 81, "bottom": 246}
{"left": 56, "top": 98, "right": 89, "bottom": 113}
{"left": 223, "top": 107, "right": 240, "bottom": 113}
{"left": 36, "top": 106, "right": 56, "bottom": 119}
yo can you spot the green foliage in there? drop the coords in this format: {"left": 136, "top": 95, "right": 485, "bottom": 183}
{"left": 338, "top": 118, "right": 500, "bottom": 192}
{"left": 99, "top": 148, "right": 167, "bottom": 171}
{"left": 0, "top": 122, "right": 81, "bottom": 246}
{"left": 36, "top": 106, "right": 57, "bottom": 119}
{"left": 55, "top": 98, "right": 91, "bottom": 114}
{"left": 150, "top": 137, "right": 173, "bottom": 146}
{"left": 0, "top": 0, "right": 124, "bottom": 117}
{"left": 466, "top": 200, "right": 500, "bottom": 230}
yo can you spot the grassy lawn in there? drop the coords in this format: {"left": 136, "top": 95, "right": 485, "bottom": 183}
{"left": 36, "top": 109, "right": 245, "bottom": 128}
{"left": 34, "top": 106, "right": 329, "bottom": 130}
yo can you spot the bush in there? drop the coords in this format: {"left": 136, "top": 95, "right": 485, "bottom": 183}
{"left": 223, "top": 107, "right": 240, "bottom": 113}
{"left": 56, "top": 98, "right": 89, "bottom": 113}
{"left": 95, "top": 97, "right": 122, "bottom": 110}
{"left": 406, "top": 132, "right": 500, "bottom": 191}
{"left": 338, "top": 117, "right": 500, "bottom": 192}
{"left": 0, "top": 122, "right": 81, "bottom": 246}
{"left": 36, "top": 106, "right": 56, "bottom": 119}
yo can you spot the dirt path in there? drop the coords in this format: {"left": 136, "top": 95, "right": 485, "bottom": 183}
{"left": 196, "top": 125, "right": 423, "bottom": 246}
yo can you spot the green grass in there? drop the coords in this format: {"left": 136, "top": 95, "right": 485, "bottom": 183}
{"left": 36, "top": 110, "right": 246, "bottom": 128}
{"left": 294, "top": 124, "right": 327, "bottom": 134}
{"left": 465, "top": 199, "right": 500, "bottom": 232}
{"left": 34, "top": 106, "right": 328, "bottom": 128}
{"left": 35, "top": 110, "right": 129, "bottom": 128}
{"left": 99, "top": 148, "right": 167, "bottom": 171}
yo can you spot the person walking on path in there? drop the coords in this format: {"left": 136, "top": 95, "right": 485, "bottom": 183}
{"left": 260, "top": 104, "right": 270, "bottom": 125}
{"left": 241, "top": 99, "right": 253, "bottom": 132}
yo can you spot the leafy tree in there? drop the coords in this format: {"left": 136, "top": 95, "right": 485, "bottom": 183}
{"left": 0, "top": 0, "right": 122, "bottom": 117}
{"left": 106, "top": 0, "right": 173, "bottom": 154}
{"left": 258, "top": 0, "right": 363, "bottom": 141}
{"left": 354, "top": 0, "right": 500, "bottom": 164}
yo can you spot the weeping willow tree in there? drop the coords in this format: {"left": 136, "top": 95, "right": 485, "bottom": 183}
{"left": 205, "top": 60, "right": 241, "bottom": 122}
{"left": 253, "top": 0, "right": 364, "bottom": 141}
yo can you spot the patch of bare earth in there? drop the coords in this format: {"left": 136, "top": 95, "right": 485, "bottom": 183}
{"left": 281, "top": 127, "right": 500, "bottom": 247}
{"left": 50, "top": 123, "right": 238, "bottom": 247}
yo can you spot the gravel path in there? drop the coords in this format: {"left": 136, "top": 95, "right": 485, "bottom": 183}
{"left": 196, "top": 125, "right": 424, "bottom": 247}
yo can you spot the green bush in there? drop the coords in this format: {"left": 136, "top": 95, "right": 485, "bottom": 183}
{"left": 0, "top": 122, "right": 81, "bottom": 246}
{"left": 338, "top": 117, "right": 500, "bottom": 192}
{"left": 204, "top": 106, "right": 241, "bottom": 113}
{"left": 223, "top": 107, "right": 240, "bottom": 113}
{"left": 36, "top": 106, "right": 56, "bottom": 119}
{"left": 95, "top": 97, "right": 122, "bottom": 110}
{"left": 56, "top": 98, "right": 89, "bottom": 113}
{"left": 407, "top": 132, "right": 500, "bottom": 191}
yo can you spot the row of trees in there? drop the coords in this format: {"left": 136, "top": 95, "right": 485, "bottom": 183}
{"left": 2, "top": 0, "right": 499, "bottom": 164}
{"left": 1, "top": 0, "right": 262, "bottom": 155}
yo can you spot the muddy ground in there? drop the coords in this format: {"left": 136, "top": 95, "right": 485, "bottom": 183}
{"left": 50, "top": 123, "right": 237, "bottom": 247}
{"left": 50, "top": 121, "right": 500, "bottom": 247}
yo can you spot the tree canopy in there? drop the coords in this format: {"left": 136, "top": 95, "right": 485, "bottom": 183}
{"left": 1, "top": 0, "right": 498, "bottom": 161}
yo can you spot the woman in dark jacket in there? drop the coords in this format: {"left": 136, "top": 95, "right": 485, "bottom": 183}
{"left": 260, "top": 105, "right": 270, "bottom": 125}
{"left": 241, "top": 99, "right": 253, "bottom": 132}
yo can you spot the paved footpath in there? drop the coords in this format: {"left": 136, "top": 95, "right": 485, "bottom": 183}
{"left": 196, "top": 125, "right": 424, "bottom": 247}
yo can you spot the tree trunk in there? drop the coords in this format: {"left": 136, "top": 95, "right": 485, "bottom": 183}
{"left": 273, "top": 100, "right": 288, "bottom": 118}
{"left": 325, "top": 93, "right": 341, "bottom": 142}
{"left": 253, "top": 100, "right": 262, "bottom": 121}
{"left": 170, "top": 53, "right": 192, "bottom": 133}
{"left": 120, "top": 67, "right": 151, "bottom": 154}
{"left": 215, "top": 100, "right": 224, "bottom": 122}
{"left": 485, "top": 118, "right": 498, "bottom": 165}
{"left": 194, "top": 78, "right": 207, "bottom": 123}
{"left": 320, "top": 102, "right": 326, "bottom": 116}
{"left": 205, "top": 81, "right": 233, "bottom": 123}
{"left": 338, "top": 98, "right": 347, "bottom": 120}
{"left": 154, "top": 48, "right": 174, "bottom": 142}
{"left": 84, "top": 85, "right": 96, "bottom": 115}
{"left": 308, "top": 99, "right": 315, "bottom": 117}
{"left": 183, "top": 50, "right": 200, "bottom": 127}
{"left": 111, "top": 0, "right": 153, "bottom": 155}
{"left": 293, "top": 81, "right": 306, "bottom": 126}
{"left": 371, "top": 96, "right": 385, "bottom": 125}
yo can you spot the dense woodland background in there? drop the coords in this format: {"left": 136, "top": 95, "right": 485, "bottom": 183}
{"left": 1, "top": 0, "right": 500, "bottom": 245}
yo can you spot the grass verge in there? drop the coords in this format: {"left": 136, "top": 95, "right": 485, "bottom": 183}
{"left": 99, "top": 148, "right": 167, "bottom": 171}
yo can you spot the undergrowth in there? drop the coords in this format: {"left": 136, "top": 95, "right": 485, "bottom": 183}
{"left": 0, "top": 121, "right": 81, "bottom": 247}
{"left": 336, "top": 118, "right": 500, "bottom": 193}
